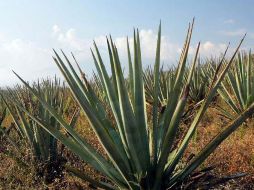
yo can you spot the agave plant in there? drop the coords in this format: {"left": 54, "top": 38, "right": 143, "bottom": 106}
{"left": 92, "top": 71, "right": 109, "bottom": 104}
{"left": 0, "top": 98, "right": 8, "bottom": 139}
{"left": 1, "top": 78, "right": 78, "bottom": 183}
{"left": 0, "top": 99, "right": 29, "bottom": 169}
{"left": 218, "top": 51, "right": 254, "bottom": 119}
{"left": 12, "top": 21, "right": 252, "bottom": 189}
{"left": 187, "top": 61, "right": 209, "bottom": 103}
{"left": 144, "top": 66, "right": 175, "bottom": 112}
{"left": 0, "top": 92, "right": 6, "bottom": 129}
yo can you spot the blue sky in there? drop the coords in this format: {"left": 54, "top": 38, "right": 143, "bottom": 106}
{"left": 0, "top": 0, "right": 253, "bottom": 85}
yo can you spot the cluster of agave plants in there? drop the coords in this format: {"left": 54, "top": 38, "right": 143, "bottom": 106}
{"left": 0, "top": 20, "right": 254, "bottom": 189}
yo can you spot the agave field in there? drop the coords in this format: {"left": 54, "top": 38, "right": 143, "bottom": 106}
{"left": 1, "top": 21, "right": 254, "bottom": 189}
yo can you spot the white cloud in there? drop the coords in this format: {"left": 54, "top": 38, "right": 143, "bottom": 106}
{"left": 219, "top": 27, "right": 254, "bottom": 39}
{"left": 177, "top": 41, "right": 229, "bottom": 60}
{"left": 55, "top": 28, "right": 86, "bottom": 51}
{"left": 220, "top": 28, "right": 246, "bottom": 37}
{"left": 0, "top": 37, "right": 55, "bottom": 86}
{"left": 52, "top": 26, "right": 244, "bottom": 68}
{"left": 94, "top": 29, "right": 179, "bottom": 64}
{"left": 224, "top": 19, "right": 235, "bottom": 24}
{"left": 52, "top": 25, "right": 61, "bottom": 35}
{"left": 202, "top": 41, "right": 214, "bottom": 51}
{"left": 200, "top": 41, "right": 228, "bottom": 57}
{"left": 50, "top": 25, "right": 97, "bottom": 75}
{"left": 0, "top": 25, "right": 247, "bottom": 86}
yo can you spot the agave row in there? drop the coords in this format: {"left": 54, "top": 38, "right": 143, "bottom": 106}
{"left": 0, "top": 78, "right": 79, "bottom": 183}
{"left": 3, "top": 19, "right": 252, "bottom": 190}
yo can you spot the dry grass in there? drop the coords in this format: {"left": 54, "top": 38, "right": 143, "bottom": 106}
{"left": 185, "top": 107, "right": 254, "bottom": 189}
{"left": 1, "top": 103, "right": 254, "bottom": 189}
